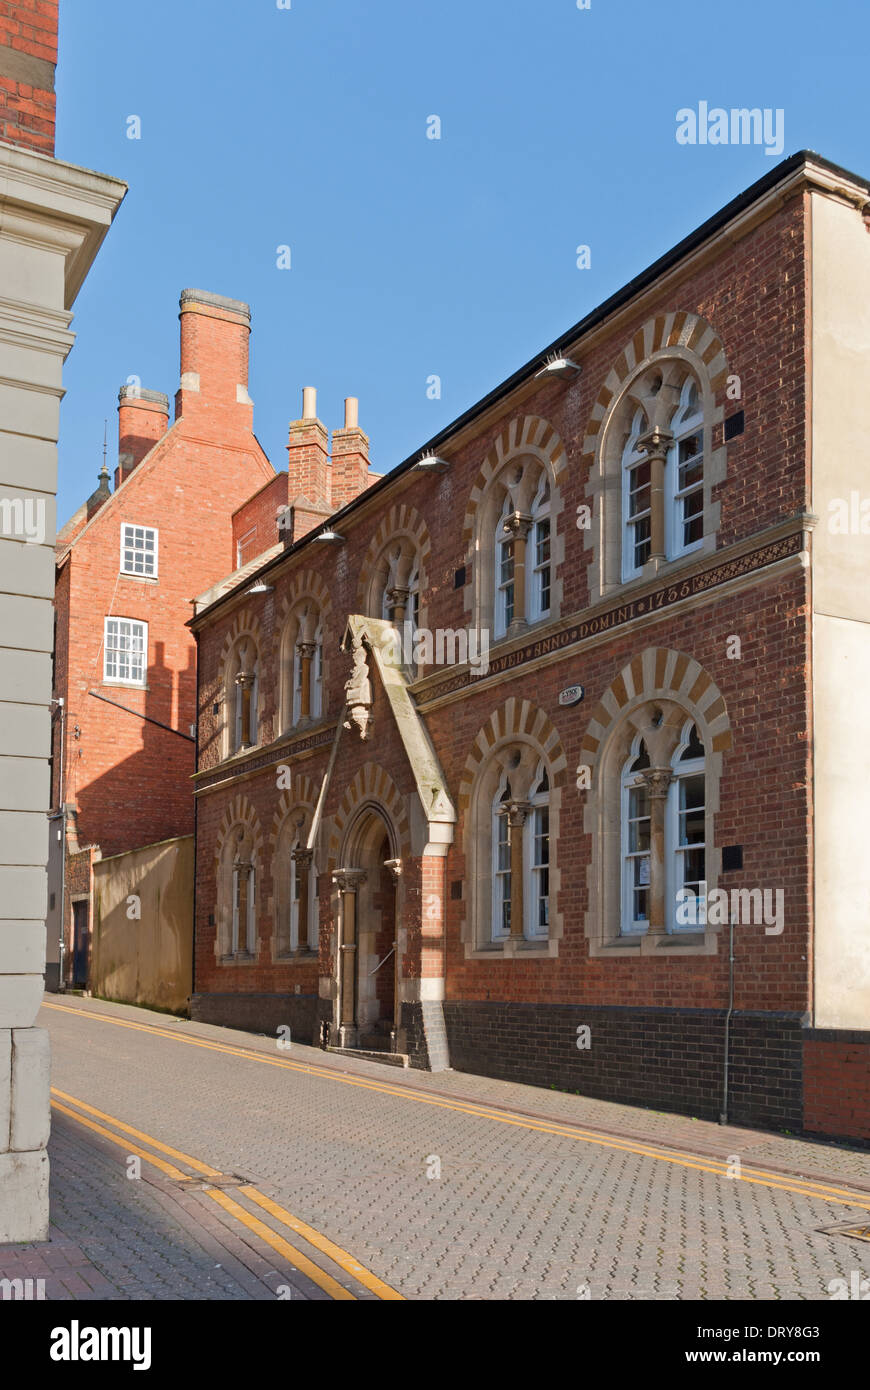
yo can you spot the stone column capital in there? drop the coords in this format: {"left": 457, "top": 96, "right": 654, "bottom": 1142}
{"left": 636, "top": 425, "right": 674, "bottom": 462}
{"left": 641, "top": 768, "right": 674, "bottom": 800}
{"left": 504, "top": 799, "right": 533, "bottom": 829}
{"left": 333, "top": 868, "right": 367, "bottom": 893}
{"left": 291, "top": 847, "right": 313, "bottom": 868}
{"left": 502, "top": 511, "right": 533, "bottom": 541}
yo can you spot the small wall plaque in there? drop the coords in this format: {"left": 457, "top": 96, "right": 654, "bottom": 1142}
{"left": 559, "top": 685, "right": 584, "bottom": 707}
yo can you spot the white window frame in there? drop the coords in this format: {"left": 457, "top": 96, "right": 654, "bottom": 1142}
{"left": 494, "top": 495, "right": 515, "bottom": 640}
{"left": 236, "top": 526, "right": 257, "bottom": 569}
{"left": 407, "top": 560, "right": 421, "bottom": 636}
{"left": 666, "top": 378, "right": 704, "bottom": 561}
{"left": 667, "top": 722, "right": 706, "bottom": 933}
{"left": 291, "top": 644, "right": 303, "bottom": 727}
{"left": 528, "top": 477, "right": 551, "bottom": 625}
{"left": 523, "top": 763, "right": 550, "bottom": 940}
{"left": 120, "top": 524, "right": 158, "bottom": 579}
{"left": 620, "top": 735, "right": 651, "bottom": 935}
{"left": 311, "top": 626, "right": 323, "bottom": 719}
{"left": 103, "top": 617, "right": 147, "bottom": 686}
{"left": 289, "top": 851, "right": 300, "bottom": 952}
{"left": 491, "top": 775, "right": 512, "bottom": 940}
{"left": 621, "top": 408, "right": 651, "bottom": 582}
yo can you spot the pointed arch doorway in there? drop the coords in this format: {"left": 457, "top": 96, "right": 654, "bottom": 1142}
{"left": 334, "top": 806, "right": 401, "bottom": 1052}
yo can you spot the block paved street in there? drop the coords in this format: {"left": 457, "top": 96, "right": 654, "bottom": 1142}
{"left": 2, "top": 994, "right": 869, "bottom": 1301}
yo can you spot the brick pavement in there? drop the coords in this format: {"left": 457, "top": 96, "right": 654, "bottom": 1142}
{"left": 2, "top": 994, "right": 869, "bottom": 1301}
{"left": 0, "top": 1108, "right": 331, "bottom": 1300}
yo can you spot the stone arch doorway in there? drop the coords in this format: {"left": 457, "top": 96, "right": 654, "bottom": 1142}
{"left": 334, "top": 805, "right": 401, "bottom": 1052}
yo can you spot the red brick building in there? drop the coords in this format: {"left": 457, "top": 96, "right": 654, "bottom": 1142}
{"left": 0, "top": 0, "right": 57, "bottom": 153}
{"left": 49, "top": 290, "right": 280, "bottom": 987}
{"left": 190, "top": 153, "right": 870, "bottom": 1142}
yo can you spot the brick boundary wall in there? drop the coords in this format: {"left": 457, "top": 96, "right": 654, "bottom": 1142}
{"left": 190, "top": 991, "right": 317, "bottom": 1045}
{"left": 803, "top": 1030, "right": 870, "bottom": 1146}
{"left": 442, "top": 1002, "right": 806, "bottom": 1132}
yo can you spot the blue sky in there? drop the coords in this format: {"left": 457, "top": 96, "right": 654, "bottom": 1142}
{"left": 56, "top": 0, "right": 869, "bottom": 523}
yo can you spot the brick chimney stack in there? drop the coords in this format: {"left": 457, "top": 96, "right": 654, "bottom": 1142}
{"left": 287, "top": 386, "right": 330, "bottom": 507}
{"left": 175, "top": 289, "right": 253, "bottom": 427}
{"left": 331, "top": 397, "right": 371, "bottom": 510}
{"left": 116, "top": 386, "right": 169, "bottom": 486}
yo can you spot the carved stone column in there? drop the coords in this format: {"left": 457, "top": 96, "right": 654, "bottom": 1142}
{"left": 641, "top": 769, "right": 673, "bottom": 935}
{"left": 385, "top": 585, "right": 409, "bottom": 627}
{"left": 234, "top": 860, "right": 253, "bottom": 953}
{"left": 297, "top": 642, "right": 315, "bottom": 720}
{"left": 235, "top": 670, "right": 256, "bottom": 748}
{"left": 333, "top": 868, "right": 366, "bottom": 1047}
{"left": 637, "top": 426, "right": 673, "bottom": 564}
{"left": 385, "top": 859, "right": 402, "bottom": 1047}
{"left": 503, "top": 513, "right": 533, "bottom": 634}
{"left": 292, "top": 847, "right": 313, "bottom": 950}
{"left": 507, "top": 800, "right": 532, "bottom": 940}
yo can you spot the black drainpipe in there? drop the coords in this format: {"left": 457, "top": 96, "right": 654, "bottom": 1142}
{"left": 191, "top": 628, "right": 200, "bottom": 1012}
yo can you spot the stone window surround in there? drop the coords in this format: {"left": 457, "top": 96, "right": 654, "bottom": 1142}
{"left": 468, "top": 453, "right": 565, "bottom": 647}
{"left": 583, "top": 668, "right": 729, "bottom": 960}
{"left": 357, "top": 504, "right": 431, "bottom": 635}
{"left": 462, "top": 415, "right": 568, "bottom": 645}
{"left": 216, "top": 827, "right": 259, "bottom": 963}
{"left": 220, "top": 633, "right": 261, "bottom": 761}
{"left": 583, "top": 324, "right": 729, "bottom": 609}
{"left": 462, "top": 736, "right": 563, "bottom": 961}
{"left": 279, "top": 599, "right": 325, "bottom": 734}
{"left": 619, "top": 717, "right": 707, "bottom": 939}
{"left": 270, "top": 806, "right": 319, "bottom": 961}
{"left": 214, "top": 798, "right": 265, "bottom": 964}
{"left": 273, "top": 573, "right": 333, "bottom": 742}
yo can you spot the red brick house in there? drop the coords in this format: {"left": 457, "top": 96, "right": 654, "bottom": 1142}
{"left": 49, "top": 290, "right": 280, "bottom": 988}
{"left": 189, "top": 152, "right": 870, "bottom": 1143}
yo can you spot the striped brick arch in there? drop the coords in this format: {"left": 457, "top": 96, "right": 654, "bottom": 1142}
{"left": 273, "top": 569, "right": 332, "bottom": 647}
{"left": 581, "top": 646, "right": 732, "bottom": 956}
{"left": 269, "top": 773, "right": 319, "bottom": 851}
{"left": 461, "top": 414, "right": 568, "bottom": 549}
{"left": 580, "top": 310, "right": 729, "bottom": 461}
{"left": 579, "top": 647, "right": 732, "bottom": 772}
{"left": 458, "top": 698, "right": 570, "bottom": 815}
{"left": 356, "top": 503, "right": 431, "bottom": 613}
{"left": 214, "top": 794, "right": 265, "bottom": 864}
{"left": 327, "top": 762, "right": 412, "bottom": 870}
{"left": 458, "top": 699, "right": 569, "bottom": 957}
{"left": 218, "top": 610, "right": 262, "bottom": 668}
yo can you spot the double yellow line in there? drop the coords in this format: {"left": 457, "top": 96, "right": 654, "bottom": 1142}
{"left": 50, "top": 1086, "right": 403, "bottom": 1302}
{"left": 43, "top": 1000, "right": 870, "bottom": 1215}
